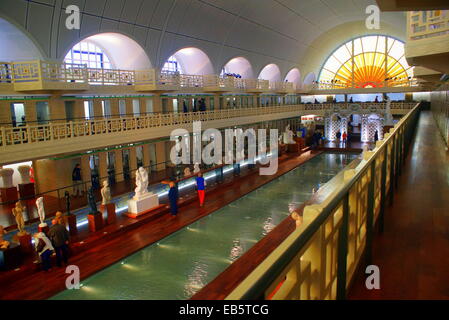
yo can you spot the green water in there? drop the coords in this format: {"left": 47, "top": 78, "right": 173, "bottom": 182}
{"left": 52, "top": 152, "right": 358, "bottom": 300}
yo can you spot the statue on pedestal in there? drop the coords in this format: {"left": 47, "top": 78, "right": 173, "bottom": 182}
{"left": 0, "top": 225, "right": 9, "bottom": 249}
{"left": 64, "top": 191, "right": 71, "bottom": 215}
{"left": 101, "top": 180, "right": 111, "bottom": 205}
{"left": 283, "top": 125, "right": 295, "bottom": 144}
{"left": 193, "top": 163, "right": 201, "bottom": 174}
{"left": 17, "top": 165, "right": 31, "bottom": 184}
{"left": 36, "top": 197, "right": 47, "bottom": 227}
{"left": 0, "top": 168, "right": 14, "bottom": 188}
{"left": 134, "top": 167, "right": 149, "bottom": 199}
{"left": 87, "top": 187, "right": 98, "bottom": 214}
{"left": 384, "top": 96, "right": 394, "bottom": 126}
{"left": 12, "top": 202, "right": 27, "bottom": 236}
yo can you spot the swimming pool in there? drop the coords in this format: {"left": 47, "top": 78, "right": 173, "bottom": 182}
{"left": 51, "top": 152, "right": 358, "bottom": 300}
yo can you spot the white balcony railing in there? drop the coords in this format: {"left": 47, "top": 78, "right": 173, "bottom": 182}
{"left": 0, "top": 102, "right": 416, "bottom": 151}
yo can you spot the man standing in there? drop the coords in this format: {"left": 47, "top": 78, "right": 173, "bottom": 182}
{"left": 196, "top": 172, "right": 206, "bottom": 207}
{"left": 72, "top": 163, "right": 82, "bottom": 197}
{"left": 47, "top": 219, "right": 70, "bottom": 267}
{"left": 162, "top": 181, "right": 179, "bottom": 217}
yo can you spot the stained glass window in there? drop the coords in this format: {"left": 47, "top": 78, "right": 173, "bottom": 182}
{"left": 64, "top": 41, "right": 112, "bottom": 69}
{"left": 318, "top": 35, "right": 414, "bottom": 88}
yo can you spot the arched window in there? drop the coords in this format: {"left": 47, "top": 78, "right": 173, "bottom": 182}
{"left": 162, "top": 55, "right": 182, "bottom": 73}
{"left": 64, "top": 41, "right": 113, "bottom": 69}
{"left": 318, "top": 35, "right": 413, "bottom": 88}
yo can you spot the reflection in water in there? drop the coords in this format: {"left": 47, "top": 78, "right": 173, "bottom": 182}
{"left": 52, "top": 152, "right": 358, "bottom": 300}
{"left": 184, "top": 261, "right": 209, "bottom": 298}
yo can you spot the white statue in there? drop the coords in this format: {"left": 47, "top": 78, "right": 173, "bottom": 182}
{"left": 134, "top": 167, "right": 149, "bottom": 199}
{"left": 0, "top": 168, "right": 14, "bottom": 188}
{"left": 101, "top": 180, "right": 111, "bottom": 205}
{"left": 193, "top": 163, "right": 200, "bottom": 174}
{"left": 17, "top": 165, "right": 31, "bottom": 184}
{"left": 36, "top": 197, "right": 47, "bottom": 227}
{"left": 283, "top": 125, "right": 295, "bottom": 144}
{"left": 384, "top": 97, "right": 394, "bottom": 126}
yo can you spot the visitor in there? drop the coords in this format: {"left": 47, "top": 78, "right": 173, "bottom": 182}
{"left": 72, "top": 164, "right": 82, "bottom": 197}
{"left": 336, "top": 131, "right": 341, "bottom": 143}
{"left": 163, "top": 181, "right": 179, "bottom": 217}
{"left": 374, "top": 130, "right": 379, "bottom": 142}
{"left": 342, "top": 131, "right": 347, "bottom": 145}
{"left": 196, "top": 172, "right": 206, "bottom": 207}
{"left": 47, "top": 219, "right": 70, "bottom": 267}
{"left": 33, "top": 231, "right": 54, "bottom": 272}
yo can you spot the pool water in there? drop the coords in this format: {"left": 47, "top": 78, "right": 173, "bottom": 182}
{"left": 51, "top": 152, "right": 358, "bottom": 300}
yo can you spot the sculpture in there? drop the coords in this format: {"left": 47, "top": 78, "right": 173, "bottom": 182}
{"left": 64, "top": 191, "right": 71, "bottom": 215}
{"left": 384, "top": 96, "right": 395, "bottom": 126}
{"left": 134, "top": 167, "right": 149, "bottom": 199}
{"left": 0, "top": 225, "right": 9, "bottom": 249}
{"left": 36, "top": 197, "right": 46, "bottom": 227}
{"left": 101, "top": 180, "right": 111, "bottom": 205}
{"left": 184, "top": 167, "right": 192, "bottom": 177}
{"left": 0, "top": 168, "right": 14, "bottom": 188}
{"left": 193, "top": 163, "right": 200, "bottom": 174}
{"left": 283, "top": 125, "right": 295, "bottom": 144}
{"left": 17, "top": 165, "right": 31, "bottom": 184}
{"left": 12, "top": 202, "right": 27, "bottom": 236}
{"left": 87, "top": 187, "right": 98, "bottom": 214}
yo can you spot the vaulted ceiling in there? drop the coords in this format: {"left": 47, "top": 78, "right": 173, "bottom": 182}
{"left": 0, "top": 0, "right": 407, "bottom": 80}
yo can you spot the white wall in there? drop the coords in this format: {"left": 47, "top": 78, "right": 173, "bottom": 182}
{"left": 0, "top": 18, "right": 43, "bottom": 61}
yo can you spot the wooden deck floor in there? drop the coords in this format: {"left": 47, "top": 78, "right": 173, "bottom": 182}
{"left": 348, "top": 111, "right": 449, "bottom": 300}
{"left": 0, "top": 151, "right": 320, "bottom": 300}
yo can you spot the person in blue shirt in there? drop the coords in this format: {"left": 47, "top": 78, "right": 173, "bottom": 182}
{"left": 195, "top": 172, "right": 206, "bottom": 207}
{"left": 163, "top": 180, "right": 179, "bottom": 216}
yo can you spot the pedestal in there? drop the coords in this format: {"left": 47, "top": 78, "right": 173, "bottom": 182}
{"left": 18, "top": 183, "right": 35, "bottom": 199}
{"left": 65, "top": 214, "right": 78, "bottom": 236}
{"left": 0, "top": 187, "right": 18, "bottom": 203}
{"left": 127, "top": 193, "right": 159, "bottom": 218}
{"left": 87, "top": 213, "right": 104, "bottom": 232}
{"left": 38, "top": 223, "right": 49, "bottom": 234}
{"left": 18, "top": 233, "right": 33, "bottom": 254}
{"left": 0, "top": 244, "right": 23, "bottom": 270}
{"left": 101, "top": 203, "right": 116, "bottom": 225}
{"left": 287, "top": 143, "right": 298, "bottom": 153}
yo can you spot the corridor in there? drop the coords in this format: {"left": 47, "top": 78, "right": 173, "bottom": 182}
{"left": 349, "top": 111, "right": 449, "bottom": 299}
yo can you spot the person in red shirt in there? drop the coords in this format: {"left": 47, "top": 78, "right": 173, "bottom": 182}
{"left": 342, "top": 131, "right": 347, "bottom": 145}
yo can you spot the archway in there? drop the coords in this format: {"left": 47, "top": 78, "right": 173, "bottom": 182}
{"left": 162, "top": 47, "right": 214, "bottom": 75}
{"left": 258, "top": 64, "right": 281, "bottom": 82}
{"left": 0, "top": 17, "right": 44, "bottom": 61}
{"left": 63, "top": 33, "right": 152, "bottom": 70}
{"left": 303, "top": 72, "right": 316, "bottom": 89}
{"left": 284, "top": 68, "right": 301, "bottom": 89}
{"left": 220, "top": 57, "right": 254, "bottom": 79}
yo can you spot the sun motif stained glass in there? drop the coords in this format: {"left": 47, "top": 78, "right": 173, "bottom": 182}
{"left": 318, "top": 35, "right": 414, "bottom": 88}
